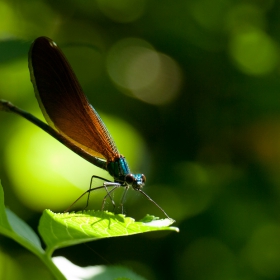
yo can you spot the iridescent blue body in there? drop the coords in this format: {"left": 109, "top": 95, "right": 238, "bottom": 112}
{"left": 107, "top": 157, "right": 130, "bottom": 182}
{"left": 107, "top": 156, "right": 146, "bottom": 190}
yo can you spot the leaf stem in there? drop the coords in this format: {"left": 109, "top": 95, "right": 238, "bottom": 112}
{"left": 40, "top": 254, "right": 66, "bottom": 280}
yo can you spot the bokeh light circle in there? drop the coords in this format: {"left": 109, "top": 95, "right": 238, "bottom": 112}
{"left": 229, "top": 29, "right": 279, "bottom": 75}
{"left": 107, "top": 38, "right": 182, "bottom": 105}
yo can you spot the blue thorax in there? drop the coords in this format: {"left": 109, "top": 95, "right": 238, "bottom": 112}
{"left": 107, "top": 156, "right": 146, "bottom": 190}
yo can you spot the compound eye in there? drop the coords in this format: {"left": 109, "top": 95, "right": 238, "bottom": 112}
{"left": 141, "top": 174, "right": 146, "bottom": 183}
{"left": 125, "top": 174, "right": 135, "bottom": 184}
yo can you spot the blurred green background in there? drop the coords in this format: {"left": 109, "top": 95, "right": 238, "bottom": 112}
{"left": 1, "top": 0, "right": 280, "bottom": 279}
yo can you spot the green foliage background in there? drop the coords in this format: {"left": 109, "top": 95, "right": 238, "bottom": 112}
{"left": 0, "top": 0, "right": 280, "bottom": 279}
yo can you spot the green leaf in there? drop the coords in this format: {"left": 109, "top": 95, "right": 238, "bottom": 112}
{"left": 6, "top": 208, "right": 43, "bottom": 252}
{"left": 0, "top": 181, "right": 178, "bottom": 279}
{"left": 39, "top": 209, "right": 178, "bottom": 255}
{"left": 0, "top": 181, "right": 44, "bottom": 254}
{"left": 0, "top": 180, "right": 12, "bottom": 231}
{"left": 0, "top": 182, "right": 66, "bottom": 279}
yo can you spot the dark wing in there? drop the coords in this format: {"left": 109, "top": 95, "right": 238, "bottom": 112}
{"left": 28, "top": 37, "right": 119, "bottom": 162}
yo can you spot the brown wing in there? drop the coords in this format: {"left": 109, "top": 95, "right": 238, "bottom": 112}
{"left": 28, "top": 37, "right": 119, "bottom": 162}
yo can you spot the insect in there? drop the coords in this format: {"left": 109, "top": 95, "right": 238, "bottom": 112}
{"left": 0, "top": 37, "right": 170, "bottom": 219}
